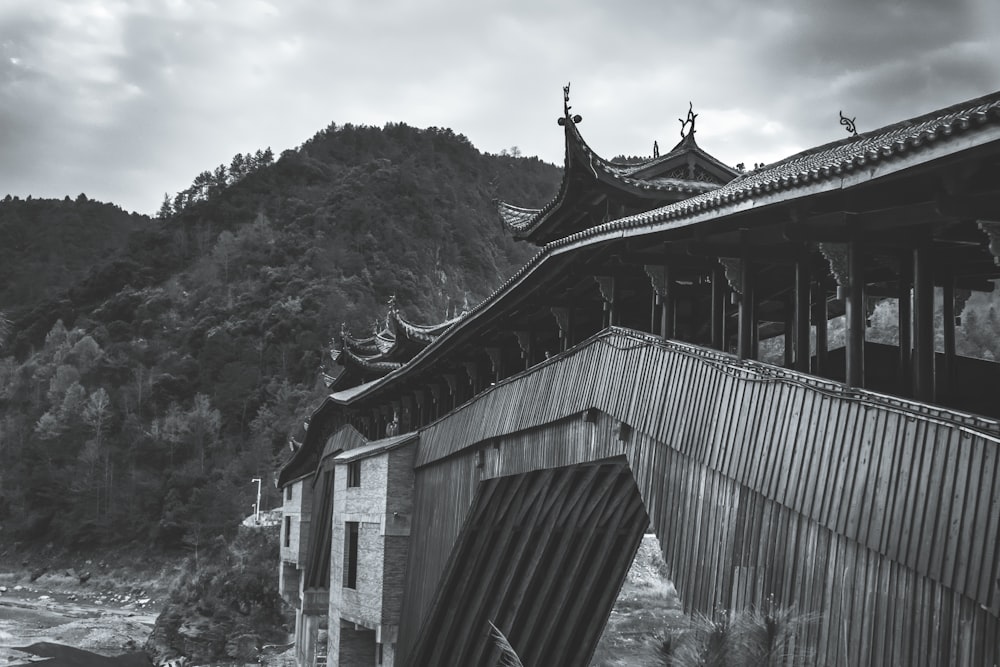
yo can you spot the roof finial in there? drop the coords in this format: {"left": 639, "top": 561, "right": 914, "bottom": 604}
{"left": 653, "top": 140, "right": 660, "bottom": 158}
{"left": 679, "top": 102, "right": 697, "bottom": 139}
{"left": 557, "top": 82, "right": 583, "bottom": 126}
{"left": 387, "top": 294, "right": 397, "bottom": 312}
{"left": 839, "top": 110, "right": 858, "bottom": 137}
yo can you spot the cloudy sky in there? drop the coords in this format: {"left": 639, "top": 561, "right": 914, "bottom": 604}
{"left": 2, "top": 0, "right": 998, "bottom": 215}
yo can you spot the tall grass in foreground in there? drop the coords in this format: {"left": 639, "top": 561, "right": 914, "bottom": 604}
{"left": 490, "top": 603, "right": 815, "bottom": 666}
{"left": 651, "top": 603, "right": 817, "bottom": 667}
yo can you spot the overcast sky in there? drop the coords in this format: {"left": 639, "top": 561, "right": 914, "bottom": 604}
{"left": 2, "top": 0, "right": 998, "bottom": 215}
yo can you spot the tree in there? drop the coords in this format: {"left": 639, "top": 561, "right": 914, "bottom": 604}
{"left": 230, "top": 153, "right": 247, "bottom": 182}
{"left": 157, "top": 193, "right": 173, "bottom": 219}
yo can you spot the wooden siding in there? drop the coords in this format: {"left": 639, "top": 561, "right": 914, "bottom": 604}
{"left": 406, "top": 459, "right": 648, "bottom": 667}
{"left": 396, "top": 327, "right": 1000, "bottom": 666}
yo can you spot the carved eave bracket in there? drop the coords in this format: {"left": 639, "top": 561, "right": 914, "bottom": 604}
{"left": 594, "top": 276, "right": 615, "bottom": 310}
{"left": 429, "top": 384, "right": 441, "bottom": 405}
{"left": 819, "top": 242, "right": 850, "bottom": 286}
{"left": 463, "top": 361, "right": 479, "bottom": 385}
{"left": 413, "top": 389, "right": 425, "bottom": 411}
{"left": 644, "top": 265, "right": 669, "bottom": 302}
{"left": 551, "top": 307, "right": 571, "bottom": 339}
{"left": 485, "top": 347, "right": 502, "bottom": 375}
{"left": 977, "top": 220, "right": 1000, "bottom": 267}
{"left": 718, "top": 258, "right": 742, "bottom": 295}
{"left": 443, "top": 373, "right": 458, "bottom": 396}
{"left": 514, "top": 330, "right": 532, "bottom": 360}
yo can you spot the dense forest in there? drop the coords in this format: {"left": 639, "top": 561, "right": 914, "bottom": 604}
{"left": 0, "top": 122, "right": 560, "bottom": 552}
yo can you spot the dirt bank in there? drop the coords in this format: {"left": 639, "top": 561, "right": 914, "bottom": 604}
{"left": 0, "top": 557, "right": 175, "bottom": 664}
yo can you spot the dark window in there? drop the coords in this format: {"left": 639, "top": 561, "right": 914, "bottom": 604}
{"left": 344, "top": 522, "right": 359, "bottom": 589}
{"left": 347, "top": 461, "right": 361, "bottom": 487}
{"left": 378, "top": 643, "right": 383, "bottom": 665}
{"left": 283, "top": 516, "right": 291, "bottom": 548}
{"left": 286, "top": 485, "right": 292, "bottom": 501}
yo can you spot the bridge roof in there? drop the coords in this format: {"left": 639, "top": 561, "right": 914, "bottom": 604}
{"left": 281, "top": 88, "right": 1000, "bottom": 487}
{"left": 327, "top": 307, "right": 466, "bottom": 391}
{"left": 495, "top": 109, "right": 738, "bottom": 245}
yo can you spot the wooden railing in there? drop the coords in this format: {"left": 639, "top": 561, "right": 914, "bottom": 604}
{"left": 397, "top": 327, "right": 1000, "bottom": 666}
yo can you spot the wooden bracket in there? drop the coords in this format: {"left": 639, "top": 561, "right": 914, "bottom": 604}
{"left": 718, "top": 258, "right": 742, "bottom": 294}
{"left": 550, "top": 307, "right": 571, "bottom": 339}
{"left": 485, "top": 347, "right": 502, "bottom": 375}
{"left": 819, "top": 242, "right": 849, "bottom": 287}
{"left": 443, "top": 373, "right": 457, "bottom": 396}
{"left": 977, "top": 221, "right": 1000, "bottom": 267}
{"left": 643, "top": 265, "right": 669, "bottom": 300}
{"left": 514, "top": 330, "right": 532, "bottom": 360}
{"left": 594, "top": 275, "right": 615, "bottom": 309}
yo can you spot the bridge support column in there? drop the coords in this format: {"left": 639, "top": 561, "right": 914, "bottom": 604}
{"left": 897, "top": 253, "right": 912, "bottom": 397}
{"left": 913, "top": 245, "right": 935, "bottom": 402}
{"left": 845, "top": 241, "right": 865, "bottom": 388}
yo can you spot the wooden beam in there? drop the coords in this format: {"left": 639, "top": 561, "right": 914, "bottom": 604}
{"left": 684, "top": 240, "right": 808, "bottom": 263}
{"left": 937, "top": 191, "right": 1000, "bottom": 219}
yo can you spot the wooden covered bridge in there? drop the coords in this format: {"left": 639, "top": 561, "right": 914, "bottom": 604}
{"left": 278, "top": 88, "right": 1000, "bottom": 666}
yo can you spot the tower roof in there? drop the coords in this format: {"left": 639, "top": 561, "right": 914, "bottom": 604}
{"left": 496, "top": 89, "right": 739, "bottom": 246}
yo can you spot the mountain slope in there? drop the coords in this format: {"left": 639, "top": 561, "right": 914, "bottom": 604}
{"left": 0, "top": 122, "right": 560, "bottom": 550}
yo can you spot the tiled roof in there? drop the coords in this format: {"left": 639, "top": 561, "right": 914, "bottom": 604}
{"left": 548, "top": 90, "right": 1000, "bottom": 245}
{"left": 360, "top": 89, "right": 1000, "bottom": 400}
{"left": 339, "top": 347, "right": 403, "bottom": 373}
{"left": 495, "top": 119, "right": 735, "bottom": 238}
{"left": 389, "top": 309, "right": 465, "bottom": 343}
{"left": 332, "top": 432, "right": 418, "bottom": 463}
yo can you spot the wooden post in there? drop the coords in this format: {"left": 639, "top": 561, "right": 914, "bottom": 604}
{"left": 783, "top": 295, "right": 794, "bottom": 368}
{"left": 845, "top": 241, "right": 865, "bottom": 388}
{"left": 515, "top": 330, "right": 532, "bottom": 370}
{"left": 795, "top": 259, "right": 811, "bottom": 372}
{"left": 813, "top": 282, "right": 828, "bottom": 375}
{"left": 662, "top": 264, "right": 675, "bottom": 339}
{"left": 941, "top": 270, "right": 955, "bottom": 403}
{"left": 738, "top": 260, "right": 755, "bottom": 360}
{"left": 897, "top": 254, "right": 912, "bottom": 397}
{"left": 711, "top": 265, "right": 726, "bottom": 351}
{"left": 650, "top": 293, "right": 659, "bottom": 336}
{"left": 913, "top": 245, "right": 934, "bottom": 402}
{"left": 595, "top": 276, "right": 615, "bottom": 328}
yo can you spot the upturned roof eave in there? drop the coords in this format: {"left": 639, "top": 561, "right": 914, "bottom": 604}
{"left": 499, "top": 120, "right": 731, "bottom": 244}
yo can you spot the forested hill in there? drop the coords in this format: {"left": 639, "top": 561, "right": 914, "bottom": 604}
{"left": 0, "top": 122, "right": 561, "bottom": 551}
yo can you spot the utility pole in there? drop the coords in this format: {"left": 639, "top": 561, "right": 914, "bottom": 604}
{"left": 251, "top": 477, "right": 262, "bottom": 523}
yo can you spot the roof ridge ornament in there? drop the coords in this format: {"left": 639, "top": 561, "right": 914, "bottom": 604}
{"left": 839, "top": 110, "right": 858, "bottom": 137}
{"left": 557, "top": 82, "right": 583, "bottom": 126}
{"left": 679, "top": 102, "right": 697, "bottom": 139}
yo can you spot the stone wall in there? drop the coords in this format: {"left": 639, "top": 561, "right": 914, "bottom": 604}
{"left": 280, "top": 477, "right": 313, "bottom": 566}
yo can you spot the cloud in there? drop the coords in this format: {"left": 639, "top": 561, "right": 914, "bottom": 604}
{"left": 0, "top": 0, "right": 996, "bottom": 214}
